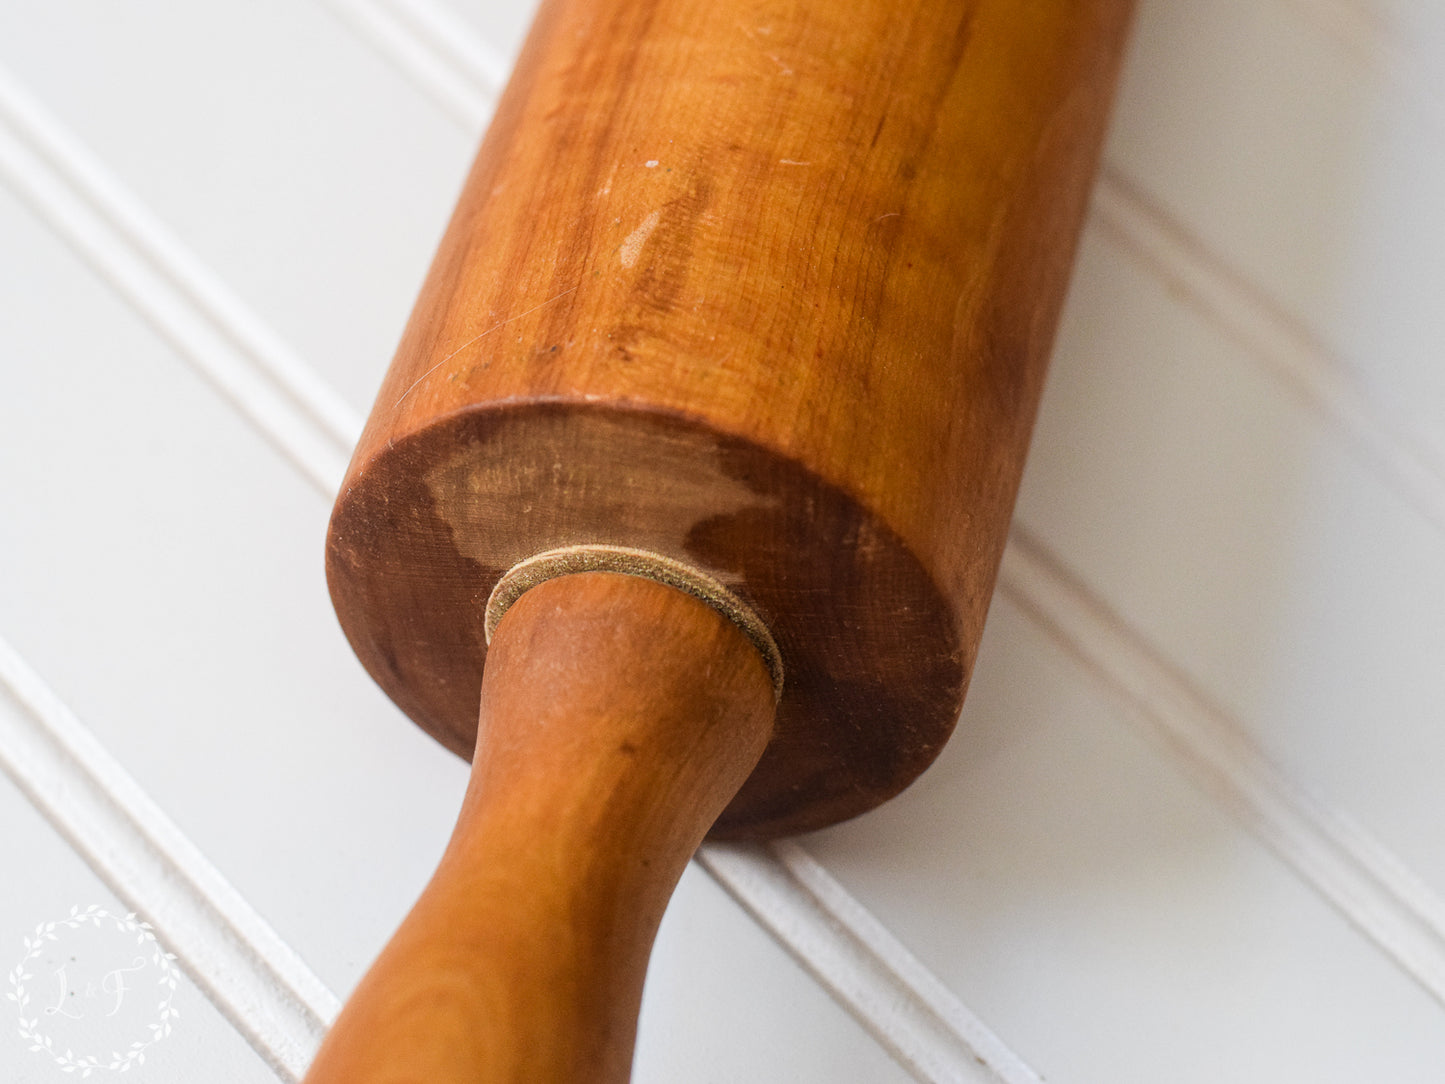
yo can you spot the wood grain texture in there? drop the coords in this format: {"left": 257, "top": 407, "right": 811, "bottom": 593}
{"left": 328, "top": 0, "right": 1134, "bottom": 836}
{"left": 302, "top": 572, "right": 776, "bottom": 1084}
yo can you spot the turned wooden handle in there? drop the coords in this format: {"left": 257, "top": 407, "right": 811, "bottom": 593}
{"left": 306, "top": 573, "right": 774, "bottom": 1082}
{"left": 315, "top": 0, "right": 1133, "bottom": 1078}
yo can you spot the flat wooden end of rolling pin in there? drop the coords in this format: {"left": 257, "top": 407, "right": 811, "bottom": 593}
{"left": 303, "top": 571, "right": 776, "bottom": 1084}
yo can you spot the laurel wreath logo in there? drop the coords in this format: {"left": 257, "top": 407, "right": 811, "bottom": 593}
{"left": 5, "top": 905, "right": 181, "bottom": 1076}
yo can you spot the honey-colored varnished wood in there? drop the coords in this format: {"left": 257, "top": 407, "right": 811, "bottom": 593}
{"left": 328, "top": 0, "right": 1136, "bottom": 837}
{"left": 304, "top": 572, "right": 776, "bottom": 1084}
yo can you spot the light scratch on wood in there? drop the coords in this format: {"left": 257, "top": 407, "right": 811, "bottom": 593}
{"left": 394, "top": 285, "right": 579, "bottom": 406}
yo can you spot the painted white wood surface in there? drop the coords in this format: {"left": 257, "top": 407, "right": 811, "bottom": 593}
{"left": 0, "top": 749, "right": 276, "bottom": 1083}
{"left": 3, "top": 0, "right": 1445, "bottom": 1080}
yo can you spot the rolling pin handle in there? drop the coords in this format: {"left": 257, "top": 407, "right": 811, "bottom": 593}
{"left": 303, "top": 571, "right": 777, "bottom": 1083}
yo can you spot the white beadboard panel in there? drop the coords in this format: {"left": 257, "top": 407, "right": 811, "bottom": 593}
{"left": 701, "top": 843, "right": 1044, "bottom": 1084}
{"left": 312, "top": 0, "right": 505, "bottom": 129}
{"left": 0, "top": 0, "right": 472, "bottom": 413}
{"left": 0, "top": 179, "right": 470, "bottom": 995}
{"left": 1018, "top": 224, "right": 1445, "bottom": 913}
{"left": 441, "top": 0, "right": 535, "bottom": 69}
{"left": 0, "top": 631, "right": 338, "bottom": 1080}
{"left": 1109, "top": 0, "right": 1445, "bottom": 465}
{"left": 1090, "top": 174, "right": 1445, "bottom": 538}
{"left": 996, "top": 529, "right": 1445, "bottom": 1006}
{"left": 0, "top": 65, "right": 355, "bottom": 496}
{"left": 803, "top": 597, "right": 1445, "bottom": 1084}
{"left": 0, "top": 770, "right": 278, "bottom": 1084}
{"left": 636, "top": 865, "right": 913, "bottom": 1084}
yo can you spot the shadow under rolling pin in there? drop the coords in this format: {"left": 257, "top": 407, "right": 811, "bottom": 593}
{"left": 308, "top": 0, "right": 1135, "bottom": 1079}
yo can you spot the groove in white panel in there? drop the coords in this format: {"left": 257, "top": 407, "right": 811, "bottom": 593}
{"left": 0, "top": 635, "right": 341, "bottom": 1083}
{"left": 1094, "top": 168, "right": 1445, "bottom": 538}
{"left": 1000, "top": 525, "right": 1445, "bottom": 1008}
{"left": 313, "top": 0, "right": 501, "bottom": 131}
{"left": 0, "top": 65, "right": 355, "bottom": 496}
{"left": 368, "top": 0, "right": 509, "bottom": 91}
{"left": 699, "top": 842, "right": 1044, "bottom": 1084}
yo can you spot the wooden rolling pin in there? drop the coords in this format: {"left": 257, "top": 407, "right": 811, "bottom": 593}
{"left": 308, "top": 0, "right": 1133, "bottom": 1079}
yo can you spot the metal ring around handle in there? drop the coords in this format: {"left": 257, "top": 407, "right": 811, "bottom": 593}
{"left": 485, "top": 545, "right": 785, "bottom": 701}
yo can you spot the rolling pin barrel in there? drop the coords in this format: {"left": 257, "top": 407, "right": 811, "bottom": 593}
{"left": 311, "top": 0, "right": 1133, "bottom": 1078}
